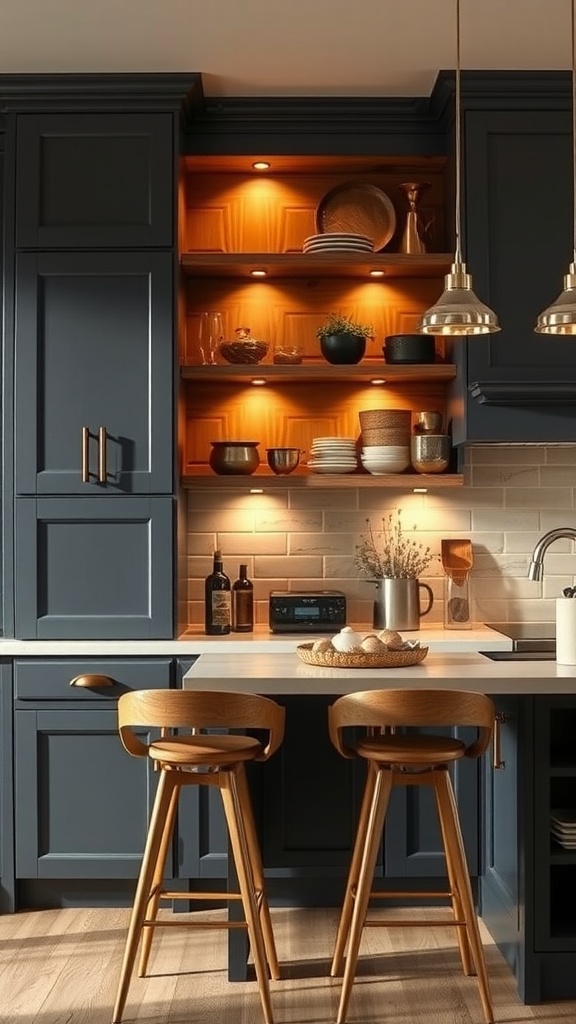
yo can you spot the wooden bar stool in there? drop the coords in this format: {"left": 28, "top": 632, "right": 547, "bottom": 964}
{"left": 112, "top": 689, "right": 285, "bottom": 1024}
{"left": 328, "top": 688, "right": 495, "bottom": 1024}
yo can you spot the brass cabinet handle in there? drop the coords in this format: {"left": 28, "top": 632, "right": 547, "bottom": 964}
{"left": 81, "top": 426, "right": 89, "bottom": 483}
{"left": 492, "top": 712, "right": 508, "bottom": 770}
{"left": 69, "top": 674, "right": 115, "bottom": 689}
{"left": 98, "top": 426, "right": 107, "bottom": 483}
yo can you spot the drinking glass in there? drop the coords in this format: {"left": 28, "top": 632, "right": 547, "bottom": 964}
{"left": 198, "top": 312, "right": 224, "bottom": 365}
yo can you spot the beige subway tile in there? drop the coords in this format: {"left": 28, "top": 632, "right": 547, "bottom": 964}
{"left": 540, "top": 509, "right": 576, "bottom": 530}
{"left": 358, "top": 491, "right": 426, "bottom": 513}
{"left": 540, "top": 465, "right": 576, "bottom": 487}
{"left": 504, "top": 531, "right": 543, "bottom": 553}
{"left": 506, "top": 487, "right": 573, "bottom": 508}
{"left": 289, "top": 533, "right": 355, "bottom": 556}
{"left": 187, "top": 556, "right": 216, "bottom": 580}
{"left": 472, "top": 509, "right": 539, "bottom": 532}
{"left": 543, "top": 577, "right": 575, "bottom": 599}
{"left": 473, "top": 576, "right": 539, "bottom": 600}
{"left": 187, "top": 490, "right": 288, "bottom": 510}
{"left": 469, "top": 532, "right": 504, "bottom": 554}
{"left": 469, "top": 444, "right": 547, "bottom": 465}
{"left": 473, "top": 553, "right": 530, "bottom": 577}
{"left": 254, "top": 555, "right": 323, "bottom": 577}
{"left": 289, "top": 488, "right": 358, "bottom": 509}
{"left": 219, "top": 533, "right": 286, "bottom": 555}
{"left": 254, "top": 510, "right": 322, "bottom": 532}
{"left": 252, "top": 578, "right": 288, "bottom": 600}
{"left": 191, "top": 509, "right": 256, "bottom": 533}
{"left": 545, "top": 445, "right": 576, "bottom": 463}
{"left": 472, "top": 465, "right": 539, "bottom": 487}
{"left": 325, "top": 555, "right": 358, "bottom": 577}
{"left": 186, "top": 533, "right": 217, "bottom": 555}
{"left": 421, "top": 488, "right": 502, "bottom": 510}
{"left": 538, "top": 552, "right": 576, "bottom": 576}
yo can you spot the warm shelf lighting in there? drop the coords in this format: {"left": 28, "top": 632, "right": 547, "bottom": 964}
{"left": 250, "top": 378, "right": 267, "bottom": 386}
{"left": 370, "top": 378, "right": 387, "bottom": 385}
{"left": 250, "top": 269, "right": 267, "bottom": 277}
{"left": 249, "top": 487, "right": 264, "bottom": 493}
{"left": 252, "top": 161, "right": 270, "bottom": 171}
{"left": 413, "top": 487, "right": 428, "bottom": 493}
{"left": 535, "top": 0, "right": 576, "bottom": 333}
{"left": 369, "top": 269, "right": 385, "bottom": 277}
{"left": 418, "top": 0, "right": 500, "bottom": 336}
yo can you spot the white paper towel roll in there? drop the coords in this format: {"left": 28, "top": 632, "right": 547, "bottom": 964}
{"left": 556, "top": 597, "right": 576, "bottom": 665}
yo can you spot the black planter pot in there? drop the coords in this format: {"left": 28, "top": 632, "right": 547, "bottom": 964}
{"left": 320, "top": 332, "right": 366, "bottom": 365}
{"left": 383, "top": 333, "right": 435, "bottom": 364}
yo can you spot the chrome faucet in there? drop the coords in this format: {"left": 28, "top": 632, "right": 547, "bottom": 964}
{"left": 527, "top": 527, "right": 576, "bottom": 581}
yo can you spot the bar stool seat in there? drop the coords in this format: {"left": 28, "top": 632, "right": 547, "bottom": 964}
{"left": 112, "top": 689, "right": 285, "bottom": 1024}
{"left": 328, "top": 688, "right": 495, "bottom": 1024}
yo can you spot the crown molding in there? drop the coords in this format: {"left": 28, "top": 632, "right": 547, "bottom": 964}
{"left": 0, "top": 73, "right": 204, "bottom": 119}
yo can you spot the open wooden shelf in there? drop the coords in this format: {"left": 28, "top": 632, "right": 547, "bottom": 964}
{"left": 181, "top": 472, "right": 463, "bottom": 489}
{"left": 180, "top": 363, "right": 457, "bottom": 384}
{"left": 180, "top": 251, "right": 453, "bottom": 280}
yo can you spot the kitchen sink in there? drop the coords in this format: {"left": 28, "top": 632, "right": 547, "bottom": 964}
{"left": 479, "top": 650, "right": 556, "bottom": 661}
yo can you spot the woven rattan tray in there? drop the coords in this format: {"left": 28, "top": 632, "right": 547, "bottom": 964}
{"left": 296, "top": 643, "right": 429, "bottom": 669}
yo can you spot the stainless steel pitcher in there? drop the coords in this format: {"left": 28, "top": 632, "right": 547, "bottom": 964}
{"left": 373, "top": 577, "right": 434, "bottom": 631}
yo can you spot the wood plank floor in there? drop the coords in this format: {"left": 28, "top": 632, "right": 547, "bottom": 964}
{"left": 1, "top": 906, "right": 575, "bottom": 1024}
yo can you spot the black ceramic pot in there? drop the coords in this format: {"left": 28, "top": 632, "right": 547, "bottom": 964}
{"left": 320, "top": 333, "right": 366, "bottom": 365}
{"left": 383, "top": 334, "right": 436, "bottom": 364}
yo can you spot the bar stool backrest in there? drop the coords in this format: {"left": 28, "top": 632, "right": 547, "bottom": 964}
{"left": 328, "top": 688, "right": 494, "bottom": 760}
{"left": 118, "top": 689, "right": 285, "bottom": 761}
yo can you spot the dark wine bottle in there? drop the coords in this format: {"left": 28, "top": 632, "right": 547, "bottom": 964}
{"left": 232, "top": 564, "right": 254, "bottom": 632}
{"left": 204, "top": 550, "right": 231, "bottom": 635}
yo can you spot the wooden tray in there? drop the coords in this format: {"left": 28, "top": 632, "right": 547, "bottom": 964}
{"left": 296, "top": 643, "right": 428, "bottom": 669}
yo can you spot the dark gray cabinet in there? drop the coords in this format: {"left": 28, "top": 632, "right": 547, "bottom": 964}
{"left": 14, "top": 657, "right": 173, "bottom": 879}
{"left": 14, "top": 250, "right": 174, "bottom": 496}
{"left": 15, "top": 496, "right": 174, "bottom": 639}
{"left": 481, "top": 695, "right": 576, "bottom": 1003}
{"left": 0, "top": 662, "right": 15, "bottom": 912}
{"left": 15, "top": 112, "right": 174, "bottom": 249}
{"left": 449, "top": 85, "right": 576, "bottom": 442}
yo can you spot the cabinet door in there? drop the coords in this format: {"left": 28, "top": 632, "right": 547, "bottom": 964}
{"left": 15, "top": 112, "right": 174, "bottom": 249}
{"left": 453, "top": 108, "right": 576, "bottom": 443}
{"left": 14, "top": 251, "right": 174, "bottom": 496}
{"left": 14, "top": 706, "right": 171, "bottom": 879}
{"left": 384, "top": 726, "right": 479, "bottom": 877}
{"left": 0, "top": 663, "right": 15, "bottom": 912}
{"left": 14, "top": 496, "right": 174, "bottom": 639}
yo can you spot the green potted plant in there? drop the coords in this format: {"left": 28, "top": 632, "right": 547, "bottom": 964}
{"left": 316, "top": 312, "right": 374, "bottom": 364}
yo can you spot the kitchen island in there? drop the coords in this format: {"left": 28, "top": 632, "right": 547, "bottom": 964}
{"left": 183, "top": 651, "right": 576, "bottom": 1004}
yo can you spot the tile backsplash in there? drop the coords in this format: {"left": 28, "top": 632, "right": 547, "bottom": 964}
{"left": 184, "top": 445, "right": 576, "bottom": 628}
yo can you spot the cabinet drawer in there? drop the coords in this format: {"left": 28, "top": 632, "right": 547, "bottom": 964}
{"left": 14, "top": 658, "right": 173, "bottom": 701}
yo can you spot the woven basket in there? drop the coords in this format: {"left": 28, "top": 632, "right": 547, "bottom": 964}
{"left": 296, "top": 643, "right": 429, "bottom": 669}
{"left": 361, "top": 429, "right": 411, "bottom": 446}
{"left": 359, "top": 409, "right": 411, "bottom": 431}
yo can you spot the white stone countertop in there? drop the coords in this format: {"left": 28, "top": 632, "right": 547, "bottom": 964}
{"left": 0, "top": 625, "right": 512, "bottom": 657}
{"left": 183, "top": 650, "right": 576, "bottom": 695}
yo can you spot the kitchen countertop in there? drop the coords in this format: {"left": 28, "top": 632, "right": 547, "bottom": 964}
{"left": 0, "top": 625, "right": 512, "bottom": 656}
{"left": 183, "top": 649, "right": 576, "bottom": 695}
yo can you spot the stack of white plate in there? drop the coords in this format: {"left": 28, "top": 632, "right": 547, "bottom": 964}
{"left": 361, "top": 444, "right": 411, "bottom": 475}
{"left": 551, "top": 809, "right": 576, "bottom": 849}
{"left": 303, "top": 232, "right": 374, "bottom": 254}
{"left": 308, "top": 437, "right": 358, "bottom": 474}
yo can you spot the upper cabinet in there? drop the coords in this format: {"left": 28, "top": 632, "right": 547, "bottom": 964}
{"left": 14, "top": 112, "right": 174, "bottom": 249}
{"left": 448, "top": 74, "right": 576, "bottom": 443}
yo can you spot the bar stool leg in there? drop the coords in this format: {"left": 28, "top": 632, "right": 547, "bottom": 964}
{"left": 336, "top": 767, "right": 393, "bottom": 1024}
{"left": 138, "top": 780, "right": 180, "bottom": 977}
{"left": 235, "top": 763, "right": 280, "bottom": 979}
{"left": 435, "top": 769, "right": 494, "bottom": 1024}
{"left": 220, "top": 767, "right": 274, "bottom": 1024}
{"left": 433, "top": 772, "right": 473, "bottom": 976}
{"left": 112, "top": 770, "right": 178, "bottom": 1024}
{"left": 331, "top": 760, "right": 378, "bottom": 977}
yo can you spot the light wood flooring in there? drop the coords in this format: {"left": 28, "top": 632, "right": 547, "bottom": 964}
{"left": 1, "top": 906, "right": 575, "bottom": 1024}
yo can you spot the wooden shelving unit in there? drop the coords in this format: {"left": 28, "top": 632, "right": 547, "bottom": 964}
{"left": 180, "top": 252, "right": 454, "bottom": 280}
{"left": 181, "top": 472, "right": 463, "bottom": 489}
{"left": 180, "top": 363, "right": 457, "bottom": 384}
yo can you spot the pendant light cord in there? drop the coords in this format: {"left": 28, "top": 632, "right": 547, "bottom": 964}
{"left": 454, "top": 0, "right": 462, "bottom": 266}
{"left": 572, "top": 0, "right": 576, "bottom": 263}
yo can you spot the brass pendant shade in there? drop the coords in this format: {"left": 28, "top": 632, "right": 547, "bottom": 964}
{"left": 535, "top": 1, "right": 576, "bottom": 334}
{"left": 418, "top": 0, "right": 500, "bottom": 337}
{"left": 419, "top": 262, "right": 501, "bottom": 335}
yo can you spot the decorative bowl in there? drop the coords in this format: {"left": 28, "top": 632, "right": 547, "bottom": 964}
{"left": 410, "top": 434, "right": 451, "bottom": 474}
{"left": 383, "top": 334, "right": 436, "bottom": 364}
{"left": 320, "top": 333, "right": 366, "bottom": 365}
{"left": 296, "top": 642, "right": 428, "bottom": 668}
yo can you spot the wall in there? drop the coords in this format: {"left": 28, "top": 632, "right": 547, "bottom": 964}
{"left": 184, "top": 444, "right": 576, "bottom": 629}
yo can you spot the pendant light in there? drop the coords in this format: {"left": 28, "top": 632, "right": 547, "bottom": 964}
{"left": 535, "top": 0, "right": 576, "bottom": 333}
{"left": 419, "top": 0, "right": 501, "bottom": 335}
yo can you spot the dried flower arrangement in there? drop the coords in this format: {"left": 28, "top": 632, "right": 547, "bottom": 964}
{"left": 355, "top": 510, "right": 435, "bottom": 579}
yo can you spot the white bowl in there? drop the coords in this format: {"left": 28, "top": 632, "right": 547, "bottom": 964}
{"left": 361, "top": 445, "right": 410, "bottom": 456}
{"left": 361, "top": 456, "right": 410, "bottom": 473}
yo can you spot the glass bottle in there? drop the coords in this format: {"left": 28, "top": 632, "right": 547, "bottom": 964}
{"left": 198, "top": 311, "right": 224, "bottom": 366}
{"left": 204, "top": 550, "right": 231, "bottom": 635}
{"left": 232, "top": 564, "right": 254, "bottom": 632}
{"left": 444, "top": 572, "right": 472, "bottom": 629}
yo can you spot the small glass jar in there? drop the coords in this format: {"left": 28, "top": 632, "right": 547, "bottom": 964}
{"left": 444, "top": 573, "right": 472, "bottom": 629}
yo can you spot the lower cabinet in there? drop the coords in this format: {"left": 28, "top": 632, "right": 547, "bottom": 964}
{"left": 14, "top": 657, "right": 174, "bottom": 880}
{"left": 481, "top": 695, "right": 576, "bottom": 1003}
{"left": 0, "top": 662, "right": 15, "bottom": 912}
{"left": 14, "top": 497, "right": 174, "bottom": 639}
